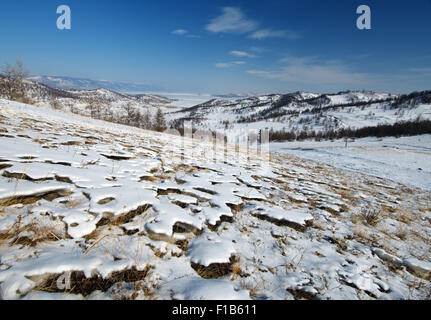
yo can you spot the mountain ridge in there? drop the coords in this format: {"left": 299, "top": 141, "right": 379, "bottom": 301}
{"left": 28, "top": 75, "right": 160, "bottom": 93}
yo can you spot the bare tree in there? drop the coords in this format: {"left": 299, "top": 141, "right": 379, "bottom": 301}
{"left": 123, "top": 102, "right": 138, "bottom": 125}
{"left": 85, "top": 98, "right": 102, "bottom": 119}
{"left": 153, "top": 107, "right": 167, "bottom": 132}
{"left": 132, "top": 109, "right": 143, "bottom": 127}
{"left": 102, "top": 103, "right": 114, "bottom": 122}
{"left": 50, "top": 98, "right": 62, "bottom": 110}
{"left": 0, "top": 58, "right": 30, "bottom": 102}
{"left": 142, "top": 109, "right": 152, "bottom": 130}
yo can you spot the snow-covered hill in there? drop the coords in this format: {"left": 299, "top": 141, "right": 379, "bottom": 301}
{"left": 166, "top": 90, "right": 431, "bottom": 142}
{"left": 0, "top": 99, "right": 430, "bottom": 300}
{"left": 0, "top": 78, "right": 181, "bottom": 122}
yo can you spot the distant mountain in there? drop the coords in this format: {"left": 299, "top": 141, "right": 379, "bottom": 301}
{"left": 213, "top": 93, "right": 252, "bottom": 99}
{"left": 28, "top": 75, "right": 160, "bottom": 93}
{"left": 7, "top": 79, "right": 173, "bottom": 106}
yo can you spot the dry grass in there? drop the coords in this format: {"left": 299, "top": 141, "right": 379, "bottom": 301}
{"left": 61, "top": 196, "right": 86, "bottom": 209}
{"left": 112, "top": 280, "right": 159, "bottom": 300}
{"left": 407, "top": 277, "right": 431, "bottom": 299}
{"left": 285, "top": 248, "right": 306, "bottom": 272}
{"left": 287, "top": 287, "right": 318, "bottom": 300}
{"left": 327, "top": 236, "right": 348, "bottom": 253}
{"left": 0, "top": 189, "right": 73, "bottom": 207}
{"left": 191, "top": 261, "right": 233, "bottom": 279}
{"left": 35, "top": 265, "right": 153, "bottom": 298}
{"left": 191, "top": 256, "right": 237, "bottom": 279}
{"left": 239, "top": 279, "right": 265, "bottom": 299}
{"left": 395, "top": 224, "right": 408, "bottom": 241}
{"left": 311, "top": 220, "right": 325, "bottom": 231}
{"left": 397, "top": 211, "right": 411, "bottom": 225}
{"left": 339, "top": 190, "right": 358, "bottom": 204}
{"left": 354, "top": 228, "right": 369, "bottom": 243}
{"left": 359, "top": 207, "right": 381, "bottom": 227}
{"left": 230, "top": 264, "right": 243, "bottom": 281}
{"left": 84, "top": 227, "right": 101, "bottom": 241}
{"left": 112, "top": 204, "right": 151, "bottom": 226}
{"left": 7, "top": 219, "right": 65, "bottom": 247}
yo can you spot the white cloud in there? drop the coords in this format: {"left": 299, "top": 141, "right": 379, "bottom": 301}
{"left": 206, "top": 7, "right": 258, "bottom": 34}
{"left": 216, "top": 61, "right": 245, "bottom": 68}
{"left": 171, "top": 29, "right": 200, "bottom": 38}
{"left": 171, "top": 29, "right": 188, "bottom": 36}
{"left": 230, "top": 50, "right": 256, "bottom": 58}
{"left": 249, "top": 28, "right": 299, "bottom": 40}
{"left": 247, "top": 56, "right": 368, "bottom": 85}
{"left": 407, "top": 67, "right": 431, "bottom": 75}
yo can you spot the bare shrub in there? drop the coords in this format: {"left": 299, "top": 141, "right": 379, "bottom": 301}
{"left": 0, "top": 58, "right": 30, "bottom": 102}
{"left": 359, "top": 207, "right": 381, "bottom": 226}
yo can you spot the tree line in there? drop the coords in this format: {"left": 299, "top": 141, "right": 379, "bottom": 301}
{"left": 269, "top": 118, "right": 431, "bottom": 142}
{"left": 72, "top": 98, "right": 168, "bottom": 132}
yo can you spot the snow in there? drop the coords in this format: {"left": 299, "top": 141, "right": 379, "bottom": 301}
{"left": 145, "top": 199, "right": 203, "bottom": 238}
{"left": 271, "top": 135, "right": 431, "bottom": 190}
{"left": 160, "top": 277, "right": 250, "bottom": 300}
{"left": 167, "top": 193, "right": 198, "bottom": 205}
{"left": 0, "top": 98, "right": 430, "bottom": 300}
{"left": 153, "top": 92, "right": 215, "bottom": 108}
{"left": 403, "top": 258, "right": 431, "bottom": 278}
{"left": 188, "top": 233, "right": 236, "bottom": 266}
{"left": 85, "top": 185, "right": 156, "bottom": 217}
{"left": 253, "top": 205, "right": 314, "bottom": 229}
{"left": 0, "top": 180, "right": 74, "bottom": 203}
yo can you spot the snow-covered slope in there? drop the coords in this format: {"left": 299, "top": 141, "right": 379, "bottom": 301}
{"left": 0, "top": 78, "right": 181, "bottom": 121}
{"left": 271, "top": 135, "right": 431, "bottom": 190}
{"left": 0, "top": 99, "right": 430, "bottom": 300}
{"left": 166, "top": 90, "right": 431, "bottom": 142}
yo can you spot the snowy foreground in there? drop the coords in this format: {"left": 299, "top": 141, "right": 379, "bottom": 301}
{"left": 0, "top": 99, "right": 430, "bottom": 300}
{"left": 272, "top": 135, "right": 431, "bottom": 191}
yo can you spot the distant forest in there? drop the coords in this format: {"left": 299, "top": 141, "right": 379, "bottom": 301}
{"left": 268, "top": 118, "right": 431, "bottom": 142}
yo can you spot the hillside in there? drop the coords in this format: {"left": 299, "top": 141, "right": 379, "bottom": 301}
{"left": 166, "top": 90, "right": 431, "bottom": 143}
{"left": 0, "top": 99, "right": 430, "bottom": 300}
{"left": 0, "top": 78, "right": 181, "bottom": 126}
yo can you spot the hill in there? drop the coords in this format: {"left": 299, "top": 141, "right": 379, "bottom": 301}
{"left": 0, "top": 99, "right": 430, "bottom": 300}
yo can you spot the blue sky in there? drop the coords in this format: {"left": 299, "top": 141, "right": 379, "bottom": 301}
{"left": 0, "top": 0, "right": 430, "bottom": 94}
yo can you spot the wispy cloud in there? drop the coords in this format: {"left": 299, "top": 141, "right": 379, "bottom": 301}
{"left": 407, "top": 67, "right": 431, "bottom": 75}
{"left": 206, "top": 7, "right": 299, "bottom": 42}
{"left": 247, "top": 55, "right": 368, "bottom": 85}
{"left": 230, "top": 50, "right": 256, "bottom": 58}
{"left": 216, "top": 61, "right": 245, "bottom": 68}
{"left": 249, "top": 29, "right": 300, "bottom": 40}
{"left": 206, "top": 7, "right": 258, "bottom": 34}
{"left": 171, "top": 29, "right": 200, "bottom": 38}
{"left": 171, "top": 29, "right": 188, "bottom": 36}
